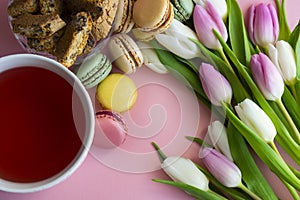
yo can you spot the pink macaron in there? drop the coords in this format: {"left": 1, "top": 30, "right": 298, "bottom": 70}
{"left": 93, "top": 110, "right": 128, "bottom": 148}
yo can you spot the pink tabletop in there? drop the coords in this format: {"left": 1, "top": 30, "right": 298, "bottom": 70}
{"left": 0, "top": 0, "right": 299, "bottom": 199}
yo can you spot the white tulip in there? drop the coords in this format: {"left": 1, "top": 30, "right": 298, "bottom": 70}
{"left": 136, "top": 41, "right": 168, "bottom": 74}
{"left": 208, "top": 121, "right": 233, "bottom": 161}
{"left": 162, "top": 157, "right": 209, "bottom": 191}
{"left": 193, "top": 0, "right": 228, "bottom": 20}
{"left": 155, "top": 19, "right": 203, "bottom": 59}
{"left": 268, "top": 40, "right": 297, "bottom": 86}
{"left": 235, "top": 99, "right": 277, "bottom": 143}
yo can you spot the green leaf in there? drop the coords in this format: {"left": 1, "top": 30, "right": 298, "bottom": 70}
{"left": 288, "top": 20, "right": 300, "bottom": 48}
{"left": 275, "top": 0, "right": 291, "bottom": 40}
{"left": 223, "top": 103, "right": 300, "bottom": 191}
{"left": 227, "top": 122, "right": 278, "bottom": 200}
{"left": 152, "top": 179, "right": 226, "bottom": 200}
{"left": 288, "top": 21, "right": 300, "bottom": 80}
{"left": 295, "top": 82, "right": 300, "bottom": 102}
{"left": 174, "top": 54, "right": 199, "bottom": 75}
{"left": 227, "top": 0, "right": 252, "bottom": 65}
{"left": 281, "top": 86, "right": 300, "bottom": 130}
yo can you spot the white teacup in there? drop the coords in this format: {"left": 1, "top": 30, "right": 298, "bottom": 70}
{"left": 0, "top": 54, "right": 94, "bottom": 193}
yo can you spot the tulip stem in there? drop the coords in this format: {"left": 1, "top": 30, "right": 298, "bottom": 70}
{"left": 238, "top": 183, "right": 262, "bottom": 200}
{"left": 268, "top": 141, "right": 282, "bottom": 157}
{"left": 218, "top": 48, "right": 235, "bottom": 73}
{"left": 276, "top": 99, "right": 300, "bottom": 144}
{"left": 151, "top": 142, "right": 167, "bottom": 162}
{"left": 281, "top": 179, "right": 300, "bottom": 200}
{"left": 208, "top": 189, "right": 227, "bottom": 200}
{"left": 289, "top": 84, "right": 300, "bottom": 105}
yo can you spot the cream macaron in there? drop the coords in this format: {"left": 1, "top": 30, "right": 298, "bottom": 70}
{"left": 113, "top": 0, "right": 135, "bottom": 33}
{"left": 108, "top": 33, "right": 143, "bottom": 74}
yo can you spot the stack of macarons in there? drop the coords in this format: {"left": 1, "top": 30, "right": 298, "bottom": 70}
{"left": 76, "top": 52, "right": 138, "bottom": 148}
{"left": 93, "top": 73, "right": 138, "bottom": 148}
{"left": 132, "top": 0, "right": 174, "bottom": 41}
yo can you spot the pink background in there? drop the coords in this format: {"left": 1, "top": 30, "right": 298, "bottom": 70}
{"left": 0, "top": 0, "right": 299, "bottom": 199}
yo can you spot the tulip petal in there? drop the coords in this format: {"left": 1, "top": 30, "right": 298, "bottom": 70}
{"left": 193, "top": 5, "right": 222, "bottom": 49}
{"left": 199, "top": 148, "right": 241, "bottom": 188}
{"left": 235, "top": 99, "right": 277, "bottom": 142}
{"left": 162, "top": 157, "right": 209, "bottom": 191}
{"left": 276, "top": 41, "right": 297, "bottom": 84}
{"left": 208, "top": 121, "right": 233, "bottom": 161}
{"left": 247, "top": 5, "right": 255, "bottom": 44}
{"left": 254, "top": 4, "right": 275, "bottom": 47}
{"left": 251, "top": 53, "right": 284, "bottom": 101}
{"left": 247, "top": 3, "right": 279, "bottom": 47}
{"left": 155, "top": 33, "right": 201, "bottom": 59}
{"left": 206, "top": 1, "right": 228, "bottom": 41}
{"left": 268, "top": 4, "right": 279, "bottom": 42}
{"left": 166, "top": 19, "right": 198, "bottom": 40}
{"left": 199, "top": 63, "right": 232, "bottom": 106}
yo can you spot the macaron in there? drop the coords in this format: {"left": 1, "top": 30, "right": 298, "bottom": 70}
{"left": 96, "top": 73, "right": 137, "bottom": 113}
{"left": 113, "top": 0, "right": 135, "bottom": 33}
{"left": 108, "top": 33, "right": 143, "bottom": 74}
{"left": 170, "top": 0, "right": 194, "bottom": 22}
{"left": 76, "top": 52, "right": 112, "bottom": 89}
{"left": 132, "top": 0, "right": 174, "bottom": 35}
{"left": 93, "top": 110, "right": 127, "bottom": 148}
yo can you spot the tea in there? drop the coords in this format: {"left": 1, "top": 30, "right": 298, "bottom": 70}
{"left": 0, "top": 67, "right": 83, "bottom": 182}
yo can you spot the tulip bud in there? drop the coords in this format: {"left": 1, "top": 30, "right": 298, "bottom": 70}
{"left": 193, "top": 0, "right": 228, "bottom": 20}
{"left": 193, "top": 3, "right": 228, "bottom": 50}
{"left": 199, "top": 147, "right": 241, "bottom": 188}
{"left": 136, "top": 41, "right": 169, "bottom": 74}
{"left": 268, "top": 40, "right": 297, "bottom": 86}
{"left": 208, "top": 121, "right": 233, "bottom": 161}
{"left": 155, "top": 19, "right": 203, "bottom": 59}
{"left": 247, "top": 3, "right": 279, "bottom": 48}
{"left": 250, "top": 53, "right": 284, "bottom": 101}
{"left": 162, "top": 157, "right": 209, "bottom": 191}
{"left": 199, "top": 63, "right": 232, "bottom": 106}
{"left": 235, "top": 98, "right": 277, "bottom": 143}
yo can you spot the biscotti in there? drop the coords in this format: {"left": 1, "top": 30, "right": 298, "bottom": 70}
{"left": 63, "top": 0, "right": 119, "bottom": 42}
{"left": 55, "top": 12, "right": 93, "bottom": 67}
{"left": 8, "top": 0, "right": 39, "bottom": 17}
{"left": 12, "top": 13, "right": 66, "bottom": 38}
{"left": 27, "top": 29, "right": 64, "bottom": 53}
{"left": 39, "top": 0, "right": 63, "bottom": 15}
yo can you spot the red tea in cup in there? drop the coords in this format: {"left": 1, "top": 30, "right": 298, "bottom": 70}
{"left": 0, "top": 67, "right": 84, "bottom": 182}
{"left": 0, "top": 54, "right": 94, "bottom": 193}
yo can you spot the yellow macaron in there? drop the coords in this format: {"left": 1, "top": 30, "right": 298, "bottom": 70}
{"left": 96, "top": 73, "right": 137, "bottom": 113}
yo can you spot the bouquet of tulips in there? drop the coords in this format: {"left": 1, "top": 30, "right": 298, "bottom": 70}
{"left": 146, "top": 0, "right": 300, "bottom": 199}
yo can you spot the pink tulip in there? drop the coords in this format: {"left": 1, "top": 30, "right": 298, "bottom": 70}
{"left": 199, "top": 63, "right": 232, "bottom": 106}
{"left": 250, "top": 53, "right": 284, "bottom": 101}
{"left": 193, "top": 3, "right": 228, "bottom": 50}
{"left": 199, "top": 147, "right": 242, "bottom": 188}
{"left": 247, "top": 3, "right": 279, "bottom": 48}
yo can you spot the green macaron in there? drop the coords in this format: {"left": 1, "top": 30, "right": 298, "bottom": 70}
{"left": 170, "top": 0, "right": 194, "bottom": 22}
{"left": 76, "top": 53, "right": 112, "bottom": 89}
